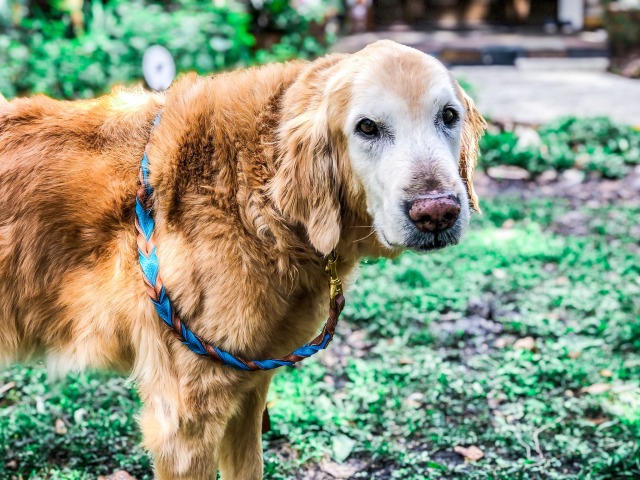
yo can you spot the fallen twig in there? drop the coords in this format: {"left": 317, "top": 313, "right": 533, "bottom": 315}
{"left": 0, "top": 382, "right": 16, "bottom": 396}
{"left": 532, "top": 416, "right": 566, "bottom": 459}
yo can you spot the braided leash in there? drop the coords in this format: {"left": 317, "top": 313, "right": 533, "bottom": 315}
{"left": 135, "top": 114, "right": 345, "bottom": 371}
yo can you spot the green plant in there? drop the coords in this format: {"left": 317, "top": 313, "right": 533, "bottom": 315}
{"left": 479, "top": 117, "right": 640, "bottom": 179}
{"left": 248, "top": 0, "right": 340, "bottom": 63}
{"left": 1, "top": 0, "right": 256, "bottom": 98}
{"left": 0, "top": 0, "right": 339, "bottom": 99}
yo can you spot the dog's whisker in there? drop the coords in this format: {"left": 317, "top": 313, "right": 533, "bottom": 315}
{"left": 352, "top": 229, "right": 376, "bottom": 244}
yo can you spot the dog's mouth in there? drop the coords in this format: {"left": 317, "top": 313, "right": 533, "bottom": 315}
{"left": 378, "top": 222, "right": 463, "bottom": 252}
{"left": 405, "top": 230, "right": 460, "bottom": 252}
{"left": 404, "top": 222, "right": 462, "bottom": 251}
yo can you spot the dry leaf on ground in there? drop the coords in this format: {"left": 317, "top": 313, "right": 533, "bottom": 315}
{"left": 581, "top": 383, "right": 611, "bottom": 395}
{"left": 584, "top": 417, "right": 610, "bottom": 425}
{"left": 513, "top": 336, "right": 536, "bottom": 351}
{"left": 54, "top": 418, "right": 67, "bottom": 435}
{"left": 494, "top": 335, "right": 515, "bottom": 348}
{"left": 405, "top": 392, "right": 424, "bottom": 408}
{"left": 97, "top": 471, "right": 136, "bottom": 480}
{"left": 320, "top": 459, "right": 368, "bottom": 479}
{"left": 454, "top": 445, "right": 485, "bottom": 462}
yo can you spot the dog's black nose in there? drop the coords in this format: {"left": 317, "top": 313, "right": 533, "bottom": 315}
{"left": 409, "top": 193, "right": 460, "bottom": 233}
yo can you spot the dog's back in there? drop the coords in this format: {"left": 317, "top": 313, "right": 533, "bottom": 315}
{"left": 0, "top": 90, "right": 161, "bottom": 366}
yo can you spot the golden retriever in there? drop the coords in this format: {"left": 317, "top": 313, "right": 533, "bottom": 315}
{"left": 0, "top": 40, "right": 484, "bottom": 479}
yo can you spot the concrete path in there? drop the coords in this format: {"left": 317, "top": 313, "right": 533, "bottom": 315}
{"left": 332, "top": 30, "right": 608, "bottom": 60}
{"left": 453, "top": 58, "right": 640, "bottom": 126}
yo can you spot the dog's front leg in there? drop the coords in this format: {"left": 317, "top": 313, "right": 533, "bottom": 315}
{"left": 139, "top": 388, "right": 231, "bottom": 480}
{"left": 218, "top": 374, "right": 272, "bottom": 480}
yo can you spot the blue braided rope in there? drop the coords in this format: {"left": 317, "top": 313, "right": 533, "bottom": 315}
{"left": 135, "top": 114, "right": 344, "bottom": 371}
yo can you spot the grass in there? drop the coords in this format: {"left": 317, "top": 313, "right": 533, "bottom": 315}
{"left": 1, "top": 194, "right": 639, "bottom": 479}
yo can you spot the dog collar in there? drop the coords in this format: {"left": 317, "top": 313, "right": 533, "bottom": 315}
{"left": 134, "top": 114, "right": 345, "bottom": 371}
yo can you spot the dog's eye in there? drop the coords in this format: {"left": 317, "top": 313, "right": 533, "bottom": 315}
{"left": 356, "top": 118, "right": 379, "bottom": 137}
{"left": 442, "top": 107, "right": 458, "bottom": 126}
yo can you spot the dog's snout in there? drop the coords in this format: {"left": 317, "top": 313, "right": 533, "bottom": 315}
{"left": 409, "top": 193, "right": 461, "bottom": 233}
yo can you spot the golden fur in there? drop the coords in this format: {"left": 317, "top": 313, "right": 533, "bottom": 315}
{"left": 0, "top": 41, "right": 484, "bottom": 479}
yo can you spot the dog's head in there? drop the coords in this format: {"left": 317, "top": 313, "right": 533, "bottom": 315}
{"left": 272, "top": 40, "right": 485, "bottom": 255}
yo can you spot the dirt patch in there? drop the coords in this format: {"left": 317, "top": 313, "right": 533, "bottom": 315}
{"left": 475, "top": 166, "right": 640, "bottom": 207}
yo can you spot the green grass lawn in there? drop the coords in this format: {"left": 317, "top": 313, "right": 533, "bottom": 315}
{"left": 1, "top": 192, "right": 639, "bottom": 479}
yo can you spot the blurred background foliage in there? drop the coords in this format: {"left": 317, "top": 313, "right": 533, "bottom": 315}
{"left": 480, "top": 116, "right": 640, "bottom": 179}
{"left": 0, "top": 0, "right": 341, "bottom": 99}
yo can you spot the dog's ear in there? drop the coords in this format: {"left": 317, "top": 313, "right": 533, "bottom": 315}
{"left": 271, "top": 55, "right": 347, "bottom": 255}
{"left": 458, "top": 87, "right": 486, "bottom": 213}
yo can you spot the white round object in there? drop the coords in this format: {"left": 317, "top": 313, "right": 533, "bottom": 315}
{"left": 142, "top": 45, "right": 176, "bottom": 92}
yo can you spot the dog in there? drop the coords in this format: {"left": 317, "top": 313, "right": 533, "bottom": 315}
{"left": 0, "top": 40, "right": 484, "bottom": 479}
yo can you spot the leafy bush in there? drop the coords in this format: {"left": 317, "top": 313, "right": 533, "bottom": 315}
{"left": 0, "top": 0, "right": 337, "bottom": 99}
{"left": 249, "top": 0, "right": 341, "bottom": 63}
{"left": 479, "top": 117, "right": 640, "bottom": 179}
